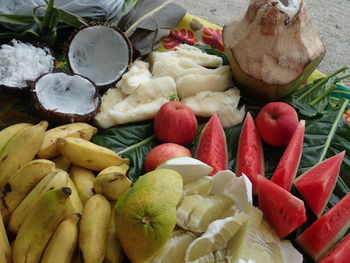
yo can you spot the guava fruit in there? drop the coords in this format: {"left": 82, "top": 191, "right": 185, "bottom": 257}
{"left": 114, "top": 169, "right": 183, "bottom": 263}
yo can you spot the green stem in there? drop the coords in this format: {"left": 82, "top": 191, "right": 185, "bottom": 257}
{"left": 336, "top": 74, "right": 350, "bottom": 82}
{"left": 318, "top": 99, "right": 349, "bottom": 163}
{"left": 309, "top": 84, "right": 338, "bottom": 106}
{"left": 117, "top": 135, "right": 155, "bottom": 155}
{"left": 297, "top": 66, "right": 349, "bottom": 101}
{"left": 42, "top": 0, "right": 54, "bottom": 32}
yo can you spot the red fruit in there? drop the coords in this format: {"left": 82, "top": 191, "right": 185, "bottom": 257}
{"left": 153, "top": 101, "right": 198, "bottom": 145}
{"left": 236, "top": 112, "right": 264, "bottom": 194}
{"left": 195, "top": 113, "right": 228, "bottom": 176}
{"left": 256, "top": 102, "right": 299, "bottom": 146}
{"left": 145, "top": 143, "right": 192, "bottom": 172}
{"left": 258, "top": 175, "right": 307, "bottom": 239}
{"left": 271, "top": 120, "right": 305, "bottom": 191}
{"left": 294, "top": 151, "right": 345, "bottom": 217}
{"left": 319, "top": 234, "right": 350, "bottom": 263}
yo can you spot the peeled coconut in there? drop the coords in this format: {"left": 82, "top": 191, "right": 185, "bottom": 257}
{"left": 223, "top": 0, "right": 326, "bottom": 101}
{"left": 31, "top": 72, "right": 101, "bottom": 124}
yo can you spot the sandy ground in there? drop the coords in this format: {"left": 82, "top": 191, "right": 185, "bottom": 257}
{"left": 178, "top": 0, "right": 350, "bottom": 87}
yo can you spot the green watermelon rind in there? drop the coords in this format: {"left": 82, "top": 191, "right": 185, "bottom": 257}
{"left": 318, "top": 234, "right": 350, "bottom": 263}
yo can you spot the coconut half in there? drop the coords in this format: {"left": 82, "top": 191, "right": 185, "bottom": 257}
{"left": 31, "top": 72, "right": 101, "bottom": 124}
{"left": 68, "top": 25, "right": 133, "bottom": 90}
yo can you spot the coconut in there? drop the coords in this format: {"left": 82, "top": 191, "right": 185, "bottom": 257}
{"left": 223, "top": 0, "right": 326, "bottom": 101}
{"left": 31, "top": 72, "right": 101, "bottom": 124}
{"left": 67, "top": 24, "right": 133, "bottom": 91}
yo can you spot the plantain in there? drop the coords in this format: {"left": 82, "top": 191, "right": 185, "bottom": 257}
{"left": 93, "top": 164, "right": 131, "bottom": 200}
{"left": 0, "top": 210, "right": 11, "bottom": 263}
{"left": 52, "top": 155, "right": 72, "bottom": 172}
{"left": 70, "top": 165, "right": 96, "bottom": 205}
{"left": 0, "top": 121, "right": 48, "bottom": 190}
{"left": 41, "top": 213, "right": 81, "bottom": 263}
{"left": 79, "top": 194, "right": 111, "bottom": 263}
{"left": 65, "top": 178, "right": 84, "bottom": 218}
{"left": 0, "top": 123, "right": 32, "bottom": 152}
{"left": 56, "top": 137, "right": 129, "bottom": 171}
{"left": 0, "top": 159, "right": 56, "bottom": 222}
{"left": 12, "top": 187, "right": 71, "bottom": 263}
{"left": 38, "top": 122, "right": 97, "bottom": 159}
{"left": 8, "top": 170, "right": 68, "bottom": 234}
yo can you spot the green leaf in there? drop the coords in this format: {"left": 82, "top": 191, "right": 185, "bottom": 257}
{"left": 109, "top": 0, "right": 139, "bottom": 25}
{"left": 48, "top": 8, "right": 61, "bottom": 29}
{"left": 58, "top": 9, "right": 87, "bottom": 28}
{"left": 0, "top": 15, "right": 31, "bottom": 25}
{"left": 42, "top": 0, "right": 55, "bottom": 32}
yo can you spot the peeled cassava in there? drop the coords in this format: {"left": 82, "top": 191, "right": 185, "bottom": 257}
{"left": 223, "top": 0, "right": 326, "bottom": 101}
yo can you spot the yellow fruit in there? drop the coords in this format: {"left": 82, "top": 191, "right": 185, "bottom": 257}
{"left": 183, "top": 176, "right": 212, "bottom": 196}
{"left": 65, "top": 178, "right": 84, "bottom": 218}
{"left": 0, "top": 123, "right": 32, "bottom": 152}
{"left": 70, "top": 165, "right": 96, "bottom": 205}
{"left": 0, "top": 210, "right": 11, "bottom": 263}
{"left": 51, "top": 155, "right": 72, "bottom": 172}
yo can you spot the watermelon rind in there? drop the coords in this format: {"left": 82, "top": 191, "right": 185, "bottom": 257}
{"left": 318, "top": 234, "right": 350, "bottom": 263}
{"left": 295, "top": 193, "right": 350, "bottom": 261}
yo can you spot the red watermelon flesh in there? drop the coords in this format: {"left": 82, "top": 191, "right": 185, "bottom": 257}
{"left": 195, "top": 112, "right": 228, "bottom": 176}
{"left": 294, "top": 151, "right": 345, "bottom": 217}
{"left": 258, "top": 175, "right": 307, "bottom": 239}
{"left": 319, "top": 234, "right": 350, "bottom": 263}
{"left": 236, "top": 112, "right": 264, "bottom": 194}
{"left": 295, "top": 193, "right": 350, "bottom": 261}
{"left": 271, "top": 120, "right": 305, "bottom": 191}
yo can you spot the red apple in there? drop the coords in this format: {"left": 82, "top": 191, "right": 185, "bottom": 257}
{"left": 256, "top": 102, "right": 298, "bottom": 146}
{"left": 145, "top": 143, "right": 192, "bottom": 172}
{"left": 154, "top": 101, "right": 198, "bottom": 145}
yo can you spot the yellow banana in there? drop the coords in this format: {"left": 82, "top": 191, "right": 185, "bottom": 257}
{"left": 0, "top": 123, "right": 32, "bottom": 152}
{"left": 12, "top": 187, "right": 72, "bottom": 263}
{"left": 94, "top": 164, "right": 131, "bottom": 200}
{"left": 79, "top": 194, "right": 111, "bottom": 263}
{"left": 41, "top": 213, "right": 81, "bottom": 263}
{"left": 0, "top": 121, "right": 48, "bottom": 190}
{"left": 56, "top": 137, "right": 129, "bottom": 171}
{"left": 52, "top": 155, "right": 72, "bottom": 172}
{"left": 65, "top": 178, "right": 84, "bottom": 218}
{"left": 0, "top": 159, "right": 56, "bottom": 222}
{"left": 8, "top": 170, "right": 68, "bottom": 234}
{"left": 70, "top": 165, "right": 96, "bottom": 205}
{"left": 0, "top": 210, "right": 11, "bottom": 263}
{"left": 38, "top": 122, "right": 97, "bottom": 159}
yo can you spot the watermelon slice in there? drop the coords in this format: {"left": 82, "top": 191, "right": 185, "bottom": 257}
{"left": 258, "top": 175, "right": 306, "bottom": 239}
{"left": 294, "top": 151, "right": 345, "bottom": 217}
{"left": 236, "top": 112, "right": 264, "bottom": 194}
{"left": 318, "top": 234, "right": 350, "bottom": 263}
{"left": 195, "top": 113, "right": 228, "bottom": 176}
{"left": 295, "top": 193, "right": 350, "bottom": 261}
{"left": 271, "top": 120, "right": 305, "bottom": 191}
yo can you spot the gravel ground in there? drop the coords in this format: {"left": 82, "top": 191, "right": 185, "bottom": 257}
{"left": 178, "top": 0, "right": 350, "bottom": 87}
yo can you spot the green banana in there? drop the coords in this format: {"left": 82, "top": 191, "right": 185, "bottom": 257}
{"left": 70, "top": 165, "right": 96, "bottom": 205}
{"left": 0, "top": 210, "right": 11, "bottom": 263}
{"left": 0, "top": 159, "right": 56, "bottom": 222}
{"left": 8, "top": 170, "right": 68, "bottom": 234}
{"left": 94, "top": 165, "right": 131, "bottom": 200}
{"left": 65, "top": 178, "right": 84, "bottom": 218}
{"left": 0, "top": 121, "right": 48, "bottom": 190}
{"left": 41, "top": 213, "right": 81, "bottom": 263}
{"left": 0, "top": 123, "right": 32, "bottom": 152}
{"left": 12, "top": 187, "right": 72, "bottom": 263}
{"left": 79, "top": 194, "right": 111, "bottom": 263}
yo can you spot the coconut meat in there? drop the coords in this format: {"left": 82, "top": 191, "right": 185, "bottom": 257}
{"left": 0, "top": 40, "right": 54, "bottom": 88}
{"left": 34, "top": 73, "right": 99, "bottom": 115}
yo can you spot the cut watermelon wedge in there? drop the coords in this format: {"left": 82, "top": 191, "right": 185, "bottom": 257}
{"left": 318, "top": 234, "right": 350, "bottom": 263}
{"left": 294, "top": 151, "right": 345, "bottom": 217}
{"left": 295, "top": 193, "right": 350, "bottom": 261}
{"left": 258, "top": 175, "right": 306, "bottom": 239}
{"left": 271, "top": 120, "right": 305, "bottom": 191}
{"left": 236, "top": 112, "right": 264, "bottom": 194}
{"left": 195, "top": 113, "right": 228, "bottom": 176}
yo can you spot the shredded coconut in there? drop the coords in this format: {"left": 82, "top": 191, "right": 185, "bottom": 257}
{"left": 0, "top": 40, "right": 54, "bottom": 88}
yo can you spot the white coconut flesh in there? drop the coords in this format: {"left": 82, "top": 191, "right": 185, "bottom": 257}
{"left": 276, "top": 0, "right": 302, "bottom": 20}
{"left": 34, "top": 73, "right": 99, "bottom": 115}
{"left": 68, "top": 25, "right": 130, "bottom": 87}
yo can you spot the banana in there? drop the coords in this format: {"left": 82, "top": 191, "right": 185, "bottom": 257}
{"left": 0, "top": 210, "right": 11, "bottom": 263}
{"left": 79, "top": 194, "right": 111, "bottom": 263}
{"left": 38, "top": 122, "right": 97, "bottom": 159}
{"left": 56, "top": 137, "right": 129, "bottom": 171}
{"left": 0, "top": 159, "right": 56, "bottom": 222}
{"left": 105, "top": 202, "right": 124, "bottom": 263}
{"left": 93, "top": 164, "right": 131, "bottom": 200}
{"left": 8, "top": 170, "right": 68, "bottom": 234}
{"left": 0, "top": 121, "right": 48, "bottom": 190}
{"left": 41, "top": 213, "right": 81, "bottom": 263}
{"left": 0, "top": 123, "right": 32, "bottom": 152}
{"left": 65, "top": 178, "right": 84, "bottom": 218}
{"left": 51, "top": 155, "right": 72, "bottom": 172}
{"left": 70, "top": 166, "right": 96, "bottom": 205}
{"left": 12, "top": 187, "right": 72, "bottom": 263}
